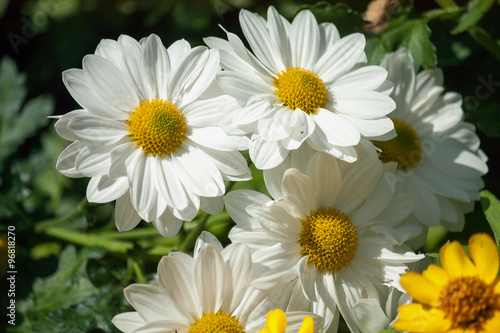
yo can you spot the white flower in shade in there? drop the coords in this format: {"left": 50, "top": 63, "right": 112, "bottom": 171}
{"left": 54, "top": 34, "right": 251, "bottom": 237}
{"left": 224, "top": 152, "right": 423, "bottom": 333}
{"left": 374, "top": 49, "right": 488, "bottom": 247}
{"left": 112, "top": 232, "right": 323, "bottom": 333}
{"left": 204, "top": 6, "right": 396, "bottom": 169}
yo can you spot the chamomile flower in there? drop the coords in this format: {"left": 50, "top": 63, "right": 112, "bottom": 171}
{"left": 395, "top": 233, "right": 500, "bottom": 332}
{"left": 112, "top": 232, "right": 323, "bottom": 333}
{"left": 205, "top": 6, "right": 396, "bottom": 169}
{"left": 54, "top": 34, "right": 250, "bottom": 237}
{"left": 375, "top": 49, "right": 488, "bottom": 247}
{"left": 224, "top": 152, "right": 423, "bottom": 333}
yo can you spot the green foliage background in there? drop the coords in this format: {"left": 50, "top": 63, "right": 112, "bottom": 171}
{"left": 0, "top": 0, "right": 499, "bottom": 332}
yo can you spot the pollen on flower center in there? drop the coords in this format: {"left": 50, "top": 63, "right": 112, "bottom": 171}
{"left": 298, "top": 207, "right": 358, "bottom": 273}
{"left": 372, "top": 118, "right": 422, "bottom": 171}
{"left": 439, "top": 276, "right": 495, "bottom": 330}
{"left": 188, "top": 310, "right": 245, "bottom": 333}
{"left": 127, "top": 98, "right": 187, "bottom": 157}
{"left": 273, "top": 67, "right": 328, "bottom": 114}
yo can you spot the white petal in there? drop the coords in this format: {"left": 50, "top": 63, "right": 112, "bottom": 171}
{"left": 152, "top": 211, "right": 183, "bottom": 238}
{"left": 381, "top": 49, "right": 416, "bottom": 114}
{"left": 314, "top": 33, "right": 366, "bottom": 83}
{"left": 166, "top": 39, "right": 191, "bottom": 68}
{"left": 87, "top": 175, "right": 128, "bottom": 203}
{"left": 291, "top": 9, "right": 320, "bottom": 69}
{"left": 347, "top": 116, "right": 395, "bottom": 138}
{"left": 68, "top": 113, "right": 127, "bottom": 145}
{"left": 403, "top": 174, "right": 441, "bottom": 226}
{"left": 334, "top": 91, "right": 395, "bottom": 119}
{"left": 172, "top": 145, "right": 224, "bottom": 197}
{"left": 143, "top": 34, "right": 171, "bottom": 99}
{"left": 198, "top": 146, "right": 251, "bottom": 181}
{"left": 306, "top": 152, "right": 342, "bottom": 207}
{"left": 169, "top": 47, "right": 219, "bottom": 106}
{"left": 200, "top": 196, "right": 224, "bottom": 215}
{"left": 217, "top": 71, "right": 270, "bottom": 101}
{"left": 53, "top": 109, "right": 87, "bottom": 141}
{"left": 267, "top": 6, "right": 292, "bottom": 68}
{"left": 124, "top": 284, "right": 179, "bottom": 322}
{"left": 115, "top": 193, "right": 142, "bottom": 232}
{"left": 112, "top": 312, "right": 145, "bottom": 333}
{"left": 221, "top": 243, "right": 253, "bottom": 311}
{"left": 353, "top": 299, "right": 390, "bottom": 333}
{"left": 157, "top": 256, "right": 201, "bottom": 320}
{"left": 56, "top": 141, "right": 85, "bottom": 178}
{"left": 189, "top": 127, "right": 249, "bottom": 151}
{"left": 240, "top": 8, "right": 285, "bottom": 72}
{"left": 297, "top": 256, "right": 317, "bottom": 302}
{"left": 75, "top": 145, "right": 111, "bottom": 177}
{"left": 332, "top": 66, "right": 389, "bottom": 93}
{"left": 62, "top": 69, "right": 130, "bottom": 120}
{"left": 82, "top": 54, "right": 139, "bottom": 110}
{"left": 224, "top": 190, "right": 271, "bottom": 223}
{"left": 194, "top": 231, "right": 223, "bottom": 257}
{"left": 313, "top": 110, "right": 361, "bottom": 146}
{"left": 194, "top": 245, "right": 225, "bottom": 311}
{"left": 282, "top": 168, "right": 317, "bottom": 213}
{"left": 249, "top": 135, "right": 289, "bottom": 169}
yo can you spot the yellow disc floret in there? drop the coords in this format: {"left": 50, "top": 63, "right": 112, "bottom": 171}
{"left": 273, "top": 67, "right": 328, "bottom": 114}
{"left": 298, "top": 207, "right": 358, "bottom": 273}
{"left": 188, "top": 311, "right": 245, "bottom": 333}
{"left": 127, "top": 98, "right": 187, "bottom": 157}
{"left": 439, "top": 276, "right": 495, "bottom": 331}
{"left": 372, "top": 118, "right": 422, "bottom": 171}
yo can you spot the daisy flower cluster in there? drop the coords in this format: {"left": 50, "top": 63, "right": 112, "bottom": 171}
{"left": 52, "top": 4, "right": 490, "bottom": 333}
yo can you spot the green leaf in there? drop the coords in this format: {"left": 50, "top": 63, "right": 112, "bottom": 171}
{"left": 0, "top": 56, "right": 54, "bottom": 166}
{"left": 480, "top": 190, "right": 500, "bottom": 244}
{"left": 302, "top": 2, "right": 365, "bottom": 36}
{"left": 468, "top": 102, "right": 500, "bottom": 137}
{"left": 452, "top": 0, "right": 496, "bottom": 35}
{"left": 366, "top": 18, "right": 437, "bottom": 71}
{"left": 378, "top": 330, "right": 400, "bottom": 333}
{"left": 13, "top": 246, "right": 106, "bottom": 332}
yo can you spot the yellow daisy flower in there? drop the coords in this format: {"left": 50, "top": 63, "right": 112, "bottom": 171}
{"left": 395, "top": 233, "right": 500, "bottom": 332}
{"left": 259, "top": 309, "right": 314, "bottom": 333}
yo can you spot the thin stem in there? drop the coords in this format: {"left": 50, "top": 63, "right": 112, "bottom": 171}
{"left": 434, "top": 0, "right": 459, "bottom": 10}
{"left": 35, "top": 198, "right": 89, "bottom": 233}
{"left": 131, "top": 259, "right": 147, "bottom": 284}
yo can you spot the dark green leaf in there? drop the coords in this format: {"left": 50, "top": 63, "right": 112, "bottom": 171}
{"left": 467, "top": 102, "right": 500, "bottom": 137}
{"left": 452, "top": 0, "right": 496, "bottom": 35}
{"left": 0, "top": 57, "right": 54, "bottom": 165}
{"left": 13, "top": 246, "right": 106, "bottom": 332}
{"left": 366, "top": 18, "right": 437, "bottom": 71}
{"left": 480, "top": 190, "right": 500, "bottom": 244}
{"left": 302, "top": 2, "right": 365, "bottom": 36}
{"left": 378, "top": 330, "right": 401, "bottom": 333}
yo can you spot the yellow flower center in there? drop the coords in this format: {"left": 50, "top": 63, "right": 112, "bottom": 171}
{"left": 273, "top": 67, "right": 328, "bottom": 114}
{"left": 188, "top": 311, "right": 245, "bottom": 333}
{"left": 439, "top": 276, "right": 496, "bottom": 331}
{"left": 372, "top": 118, "right": 422, "bottom": 171}
{"left": 127, "top": 98, "right": 187, "bottom": 157}
{"left": 298, "top": 207, "right": 358, "bottom": 273}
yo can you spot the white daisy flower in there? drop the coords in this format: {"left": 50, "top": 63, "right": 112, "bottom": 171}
{"left": 374, "top": 49, "right": 488, "bottom": 247}
{"left": 112, "top": 232, "right": 323, "bottom": 333}
{"left": 204, "top": 6, "right": 396, "bottom": 169}
{"left": 224, "top": 152, "right": 423, "bottom": 333}
{"left": 54, "top": 34, "right": 251, "bottom": 237}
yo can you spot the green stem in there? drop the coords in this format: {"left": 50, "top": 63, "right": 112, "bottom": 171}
{"left": 44, "top": 227, "right": 133, "bottom": 253}
{"left": 178, "top": 212, "right": 211, "bottom": 253}
{"left": 131, "top": 259, "right": 147, "bottom": 284}
{"left": 35, "top": 197, "right": 89, "bottom": 233}
{"left": 434, "top": 0, "right": 459, "bottom": 10}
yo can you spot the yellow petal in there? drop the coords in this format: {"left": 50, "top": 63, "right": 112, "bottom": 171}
{"left": 259, "top": 329, "right": 271, "bottom": 333}
{"left": 493, "top": 278, "right": 500, "bottom": 295}
{"left": 400, "top": 271, "right": 442, "bottom": 304}
{"left": 484, "top": 310, "right": 500, "bottom": 332}
{"left": 298, "top": 316, "right": 314, "bottom": 333}
{"left": 394, "top": 303, "right": 451, "bottom": 332}
{"left": 422, "top": 264, "right": 449, "bottom": 286}
{"left": 441, "top": 240, "right": 476, "bottom": 278}
{"left": 263, "top": 309, "right": 287, "bottom": 333}
{"left": 469, "top": 233, "right": 499, "bottom": 284}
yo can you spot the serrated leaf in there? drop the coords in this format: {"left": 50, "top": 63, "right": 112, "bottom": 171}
{"left": 452, "top": 0, "right": 495, "bottom": 35}
{"left": 366, "top": 18, "right": 437, "bottom": 71}
{"left": 302, "top": 2, "right": 364, "bottom": 36}
{"left": 480, "top": 190, "right": 500, "bottom": 244}
{"left": 14, "top": 245, "right": 107, "bottom": 331}
{"left": 0, "top": 56, "right": 54, "bottom": 165}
